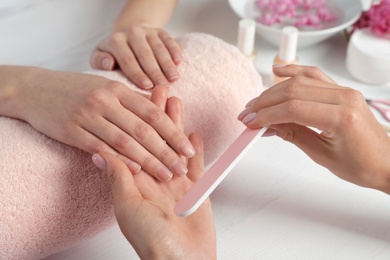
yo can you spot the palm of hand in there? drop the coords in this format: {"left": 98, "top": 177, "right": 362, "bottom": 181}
{"left": 113, "top": 135, "right": 216, "bottom": 259}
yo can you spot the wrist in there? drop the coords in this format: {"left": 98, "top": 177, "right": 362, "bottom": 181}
{"left": 0, "top": 66, "right": 49, "bottom": 121}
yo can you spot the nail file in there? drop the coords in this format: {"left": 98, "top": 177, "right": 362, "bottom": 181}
{"left": 174, "top": 127, "right": 268, "bottom": 217}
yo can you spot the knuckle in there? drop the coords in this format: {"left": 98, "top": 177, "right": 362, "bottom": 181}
{"left": 340, "top": 108, "right": 360, "bottom": 126}
{"left": 159, "top": 147, "right": 174, "bottom": 161}
{"left": 141, "top": 154, "right": 156, "bottom": 170}
{"left": 307, "top": 66, "right": 323, "bottom": 78}
{"left": 284, "top": 100, "right": 301, "bottom": 115}
{"left": 119, "top": 56, "right": 136, "bottom": 68}
{"left": 87, "top": 141, "right": 107, "bottom": 154}
{"left": 344, "top": 88, "right": 364, "bottom": 106}
{"left": 151, "top": 41, "right": 166, "bottom": 52}
{"left": 146, "top": 108, "right": 163, "bottom": 124}
{"left": 137, "top": 49, "right": 154, "bottom": 61}
{"left": 107, "top": 32, "right": 125, "bottom": 47}
{"left": 134, "top": 122, "right": 151, "bottom": 141}
{"left": 85, "top": 88, "right": 107, "bottom": 107}
{"left": 112, "top": 133, "right": 132, "bottom": 151}
{"left": 284, "top": 78, "right": 303, "bottom": 98}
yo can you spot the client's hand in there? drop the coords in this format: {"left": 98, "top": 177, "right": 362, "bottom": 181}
{"left": 90, "top": 25, "right": 182, "bottom": 90}
{"left": 238, "top": 64, "right": 390, "bottom": 194}
{"left": 92, "top": 95, "right": 216, "bottom": 259}
{"left": 1, "top": 67, "right": 195, "bottom": 182}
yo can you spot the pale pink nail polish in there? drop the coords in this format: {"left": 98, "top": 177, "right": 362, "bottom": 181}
{"left": 123, "top": 158, "right": 141, "bottom": 173}
{"left": 238, "top": 108, "right": 251, "bottom": 120}
{"left": 179, "top": 140, "right": 195, "bottom": 158}
{"left": 102, "top": 58, "right": 113, "bottom": 70}
{"left": 156, "top": 166, "right": 173, "bottom": 182}
{"left": 141, "top": 79, "right": 154, "bottom": 89}
{"left": 92, "top": 153, "right": 107, "bottom": 170}
{"left": 172, "top": 160, "right": 188, "bottom": 176}
{"left": 242, "top": 112, "right": 257, "bottom": 124}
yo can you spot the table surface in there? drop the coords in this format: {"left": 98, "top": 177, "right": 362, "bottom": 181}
{"left": 1, "top": 0, "right": 390, "bottom": 259}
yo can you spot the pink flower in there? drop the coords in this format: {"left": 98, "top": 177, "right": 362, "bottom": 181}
{"left": 255, "top": 0, "right": 337, "bottom": 29}
{"left": 351, "top": 0, "right": 390, "bottom": 40}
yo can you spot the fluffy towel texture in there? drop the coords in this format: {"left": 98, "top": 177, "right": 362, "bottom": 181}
{"left": 0, "top": 33, "right": 263, "bottom": 260}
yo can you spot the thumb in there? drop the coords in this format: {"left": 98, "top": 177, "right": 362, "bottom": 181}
{"left": 272, "top": 123, "right": 329, "bottom": 164}
{"left": 90, "top": 50, "right": 116, "bottom": 71}
{"left": 92, "top": 152, "right": 141, "bottom": 202}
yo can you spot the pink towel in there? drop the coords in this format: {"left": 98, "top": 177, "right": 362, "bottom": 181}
{"left": 0, "top": 33, "right": 263, "bottom": 259}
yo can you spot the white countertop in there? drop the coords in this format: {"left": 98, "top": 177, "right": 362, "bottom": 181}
{"left": 2, "top": 0, "right": 390, "bottom": 259}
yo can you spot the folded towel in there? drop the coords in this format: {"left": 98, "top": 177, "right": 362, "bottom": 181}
{"left": 0, "top": 33, "right": 263, "bottom": 259}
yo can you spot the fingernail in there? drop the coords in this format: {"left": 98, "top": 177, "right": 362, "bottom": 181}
{"left": 102, "top": 58, "right": 113, "bottom": 70}
{"left": 245, "top": 97, "right": 258, "bottom": 108}
{"left": 172, "top": 160, "right": 188, "bottom": 176}
{"left": 156, "top": 77, "right": 170, "bottom": 86}
{"left": 167, "top": 68, "right": 180, "bottom": 81}
{"left": 242, "top": 112, "right": 257, "bottom": 124}
{"left": 179, "top": 140, "right": 195, "bottom": 158}
{"left": 156, "top": 166, "right": 173, "bottom": 182}
{"left": 173, "top": 53, "right": 183, "bottom": 64}
{"left": 123, "top": 158, "right": 141, "bottom": 174}
{"left": 92, "top": 153, "right": 107, "bottom": 170}
{"left": 141, "top": 79, "right": 154, "bottom": 89}
{"left": 273, "top": 64, "right": 286, "bottom": 68}
{"left": 238, "top": 108, "right": 251, "bottom": 120}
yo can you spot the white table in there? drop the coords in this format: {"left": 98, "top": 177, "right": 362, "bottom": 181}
{"left": 1, "top": 0, "right": 390, "bottom": 259}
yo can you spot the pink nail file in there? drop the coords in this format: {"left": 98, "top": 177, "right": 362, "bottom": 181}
{"left": 174, "top": 127, "right": 268, "bottom": 217}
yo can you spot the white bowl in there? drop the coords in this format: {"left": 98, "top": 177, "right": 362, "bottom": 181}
{"left": 228, "top": 0, "right": 362, "bottom": 48}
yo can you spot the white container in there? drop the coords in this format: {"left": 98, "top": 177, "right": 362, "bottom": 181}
{"left": 346, "top": 28, "right": 390, "bottom": 85}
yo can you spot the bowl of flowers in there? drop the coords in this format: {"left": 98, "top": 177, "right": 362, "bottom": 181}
{"left": 228, "top": 0, "right": 362, "bottom": 48}
{"left": 346, "top": 0, "right": 390, "bottom": 84}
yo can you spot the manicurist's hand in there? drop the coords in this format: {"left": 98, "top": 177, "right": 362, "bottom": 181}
{"left": 0, "top": 66, "right": 195, "bottom": 182}
{"left": 92, "top": 95, "right": 216, "bottom": 259}
{"left": 238, "top": 64, "right": 390, "bottom": 194}
{"left": 90, "top": 0, "right": 182, "bottom": 90}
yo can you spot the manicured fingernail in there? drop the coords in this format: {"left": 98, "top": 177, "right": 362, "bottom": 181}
{"left": 156, "top": 77, "right": 170, "bottom": 86}
{"left": 173, "top": 53, "right": 183, "bottom": 64}
{"left": 179, "top": 140, "right": 195, "bottom": 158}
{"left": 242, "top": 112, "right": 257, "bottom": 124}
{"left": 156, "top": 166, "right": 173, "bottom": 182}
{"left": 92, "top": 153, "right": 107, "bottom": 170}
{"left": 141, "top": 79, "right": 154, "bottom": 89}
{"left": 172, "top": 160, "right": 188, "bottom": 176}
{"left": 238, "top": 108, "right": 251, "bottom": 120}
{"left": 123, "top": 158, "right": 141, "bottom": 173}
{"left": 167, "top": 68, "right": 180, "bottom": 81}
{"left": 245, "top": 97, "right": 258, "bottom": 108}
{"left": 102, "top": 58, "right": 113, "bottom": 70}
{"left": 273, "top": 64, "right": 287, "bottom": 68}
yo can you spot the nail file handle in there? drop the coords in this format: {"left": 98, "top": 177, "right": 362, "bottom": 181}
{"left": 174, "top": 127, "right": 268, "bottom": 217}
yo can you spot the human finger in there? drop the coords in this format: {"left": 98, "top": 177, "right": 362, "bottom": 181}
{"left": 166, "top": 96, "right": 186, "bottom": 164}
{"left": 92, "top": 152, "right": 142, "bottom": 202}
{"left": 272, "top": 64, "right": 336, "bottom": 84}
{"left": 127, "top": 31, "right": 170, "bottom": 86}
{"left": 151, "top": 85, "right": 169, "bottom": 110}
{"left": 148, "top": 32, "right": 180, "bottom": 82}
{"left": 239, "top": 78, "right": 347, "bottom": 121}
{"left": 158, "top": 30, "right": 183, "bottom": 65}
{"left": 98, "top": 32, "right": 155, "bottom": 89}
{"left": 120, "top": 91, "right": 195, "bottom": 159}
{"left": 90, "top": 49, "right": 116, "bottom": 71}
{"left": 186, "top": 133, "right": 205, "bottom": 183}
{"left": 241, "top": 99, "right": 344, "bottom": 133}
